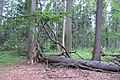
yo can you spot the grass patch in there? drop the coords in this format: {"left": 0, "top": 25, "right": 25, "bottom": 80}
{"left": 45, "top": 48, "right": 92, "bottom": 60}
{"left": 74, "top": 48, "right": 119, "bottom": 61}
{"left": 72, "top": 48, "right": 92, "bottom": 60}
{"left": 45, "top": 48, "right": 119, "bottom": 61}
{"left": 0, "top": 50, "right": 25, "bottom": 66}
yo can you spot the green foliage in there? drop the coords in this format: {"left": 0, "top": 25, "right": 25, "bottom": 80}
{"left": 0, "top": 50, "right": 25, "bottom": 65}
{"left": 45, "top": 48, "right": 118, "bottom": 61}
{"left": 0, "top": 21, "right": 28, "bottom": 50}
{"left": 36, "top": 12, "right": 66, "bottom": 22}
{"left": 73, "top": 48, "right": 120, "bottom": 61}
{"left": 111, "top": 0, "right": 120, "bottom": 19}
{"left": 0, "top": 0, "right": 120, "bottom": 62}
{"left": 44, "top": 0, "right": 52, "bottom": 12}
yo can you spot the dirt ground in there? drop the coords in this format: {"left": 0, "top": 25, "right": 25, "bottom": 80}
{"left": 0, "top": 61, "right": 120, "bottom": 80}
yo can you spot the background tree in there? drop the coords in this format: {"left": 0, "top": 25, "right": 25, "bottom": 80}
{"left": 92, "top": 0, "right": 103, "bottom": 61}
{"left": 27, "top": 0, "right": 37, "bottom": 64}
{"left": 0, "top": 0, "right": 120, "bottom": 62}
{"left": 62, "top": 0, "right": 73, "bottom": 53}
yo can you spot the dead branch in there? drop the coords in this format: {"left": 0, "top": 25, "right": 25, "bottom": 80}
{"left": 53, "top": 51, "right": 84, "bottom": 59}
{"left": 39, "top": 20, "right": 70, "bottom": 58}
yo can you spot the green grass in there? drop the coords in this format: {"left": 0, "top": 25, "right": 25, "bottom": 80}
{"left": 73, "top": 48, "right": 119, "bottom": 61}
{"left": 45, "top": 48, "right": 92, "bottom": 60}
{"left": 0, "top": 50, "right": 25, "bottom": 66}
{"left": 46, "top": 48, "right": 119, "bottom": 61}
{"left": 71, "top": 48, "right": 92, "bottom": 60}
{"left": 0, "top": 48, "right": 118, "bottom": 66}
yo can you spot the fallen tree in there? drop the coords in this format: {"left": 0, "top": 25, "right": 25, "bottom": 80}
{"left": 38, "top": 54, "right": 120, "bottom": 72}
{"left": 36, "top": 21, "right": 120, "bottom": 72}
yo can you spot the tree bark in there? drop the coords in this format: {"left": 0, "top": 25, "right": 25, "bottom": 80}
{"left": 62, "top": 0, "right": 73, "bottom": 53}
{"left": 65, "top": 0, "right": 72, "bottom": 52}
{"left": 0, "top": 1, "right": 3, "bottom": 15}
{"left": 62, "top": 0, "right": 67, "bottom": 48}
{"left": 53, "top": 23, "right": 60, "bottom": 51}
{"left": 53, "top": 1, "right": 60, "bottom": 52}
{"left": 92, "top": 0, "right": 103, "bottom": 61}
{"left": 101, "top": 53, "right": 120, "bottom": 58}
{"left": 88, "top": 33, "right": 91, "bottom": 48}
{"left": 106, "top": 28, "right": 109, "bottom": 49}
{"left": 115, "top": 19, "right": 119, "bottom": 49}
{"left": 81, "top": 24, "right": 85, "bottom": 50}
{"left": 28, "top": 0, "right": 37, "bottom": 64}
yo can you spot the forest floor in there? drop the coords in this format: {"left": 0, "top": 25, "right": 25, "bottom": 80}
{"left": 0, "top": 61, "right": 120, "bottom": 80}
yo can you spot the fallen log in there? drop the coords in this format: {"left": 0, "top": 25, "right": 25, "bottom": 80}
{"left": 101, "top": 53, "right": 120, "bottom": 58}
{"left": 92, "top": 51, "right": 120, "bottom": 58}
{"left": 39, "top": 54, "right": 120, "bottom": 72}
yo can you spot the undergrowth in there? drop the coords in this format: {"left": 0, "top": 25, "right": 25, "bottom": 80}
{"left": 0, "top": 48, "right": 119, "bottom": 66}
{"left": 0, "top": 50, "right": 25, "bottom": 66}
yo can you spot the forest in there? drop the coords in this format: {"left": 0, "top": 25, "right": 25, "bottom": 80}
{"left": 0, "top": 0, "right": 120, "bottom": 80}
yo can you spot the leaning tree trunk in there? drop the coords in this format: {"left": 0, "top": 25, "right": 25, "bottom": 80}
{"left": 92, "top": 0, "right": 103, "bottom": 61}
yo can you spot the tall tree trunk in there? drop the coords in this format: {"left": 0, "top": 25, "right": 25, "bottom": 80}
{"left": 28, "top": 0, "right": 37, "bottom": 64}
{"left": 0, "top": 1, "right": 3, "bottom": 15}
{"left": 65, "top": 0, "right": 72, "bottom": 52}
{"left": 0, "top": 1, "right": 3, "bottom": 24}
{"left": 106, "top": 28, "right": 109, "bottom": 49}
{"left": 88, "top": 33, "right": 91, "bottom": 48}
{"left": 62, "top": 0, "right": 67, "bottom": 48}
{"left": 115, "top": 19, "right": 118, "bottom": 49}
{"left": 53, "top": 0, "right": 60, "bottom": 52}
{"left": 81, "top": 24, "right": 85, "bottom": 50}
{"left": 53, "top": 23, "right": 60, "bottom": 51}
{"left": 92, "top": 0, "right": 103, "bottom": 61}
